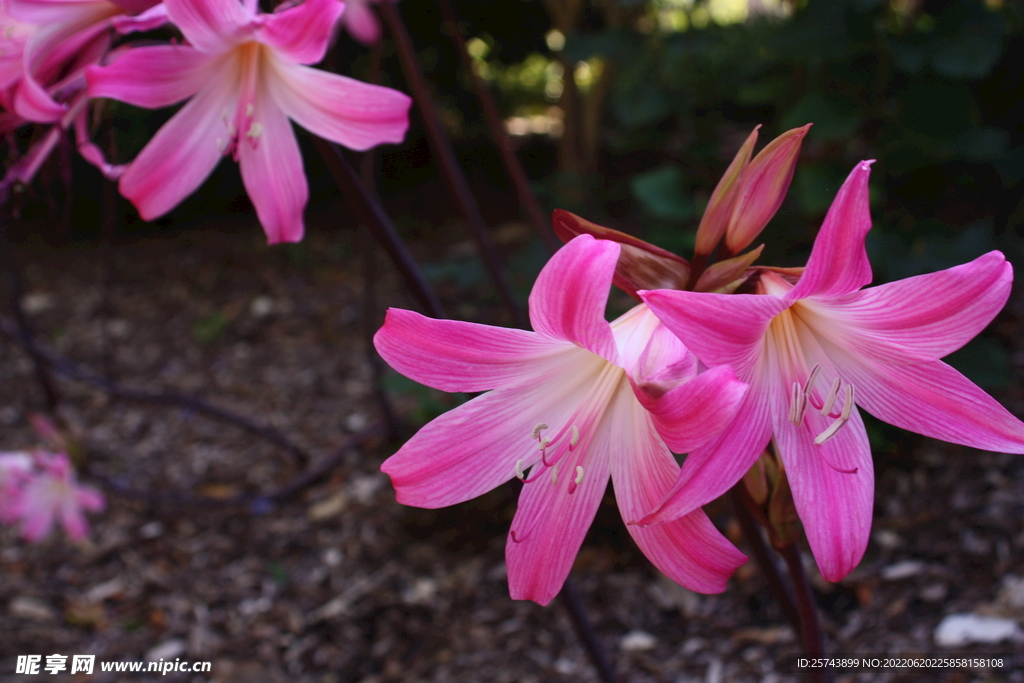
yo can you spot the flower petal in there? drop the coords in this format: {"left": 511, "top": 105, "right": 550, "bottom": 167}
{"left": 610, "top": 394, "right": 746, "bottom": 593}
{"left": 111, "top": 3, "right": 169, "bottom": 33}
{"left": 635, "top": 364, "right": 748, "bottom": 454}
{"left": 237, "top": 90, "right": 308, "bottom": 243}
{"left": 165, "top": 0, "right": 250, "bottom": 53}
{"left": 640, "top": 288, "right": 786, "bottom": 378}
{"left": 381, "top": 352, "right": 606, "bottom": 509}
{"left": 772, "top": 389, "right": 873, "bottom": 582}
{"left": 832, "top": 353, "right": 1024, "bottom": 454}
{"left": 87, "top": 44, "right": 211, "bottom": 108}
{"left": 506, "top": 409, "right": 613, "bottom": 605}
{"left": 635, "top": 380, "right": 774, "bottom": 526}
{"left": 118, "top": 69, "right": 236, "bottom": 220}
{"left": 788, "top": 161, "right": 874, "bottom": 301}
{"left": 530, "top": 235, "right": 621, "bottom": 362}
{"left": 822, "top": 251, "right": 1012, "bottom": 361}
{"left": 374, "top": 308, "right": 573, "bottom": 393}
{"left": 255, "top": 0, "right": 343, "bottom": 64}
{"left": 268, "top": 59, "right": 410, "bottom": 151}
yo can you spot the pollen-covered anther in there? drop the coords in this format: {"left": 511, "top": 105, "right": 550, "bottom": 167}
{"left": 820, "top": 377, "right": 841, "bottom": 416}
{"left": 531, "top": 423, "right": 549, "bottom": 440}
{"left": 245, "top": 102, "right": 254, "bottom": 117}
{"left": 814, "top": 385, "right": 855, "bottom": 445}
{"left": 246, "top": 122, "right": 263, "bottom": 139}
{"left": 514, "top": 459, "right": 526, "bottom": 481}
{"left": 570, "top": 425, "right": 580, "bottom": 448}
{"left": 574, "top": 466, "right": 584, "bottom": 486}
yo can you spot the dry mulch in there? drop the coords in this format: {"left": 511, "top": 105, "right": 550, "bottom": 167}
{"left": 0, "top": 218, "right": 1022, "bottom": 683}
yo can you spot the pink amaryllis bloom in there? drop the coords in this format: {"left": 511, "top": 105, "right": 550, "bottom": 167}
{"left": 0, "top": 451, "right": 33, "bottom": 523}
{"left": 86, "top": 0, "right": 411, "bottom": 243}
{"left": 638, "top": 160, "right": 1024, "bottom": 581}
{"left": 375, "top": 235, "right": 749, "bottom": 605}
{"left": 18, "top": 451, "right": 105, "bottom": 542}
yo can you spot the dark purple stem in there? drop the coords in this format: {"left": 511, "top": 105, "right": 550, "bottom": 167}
{"left": 778, "top": 542, "right": 826, "bottom": 683}
{"left": 559, "top": 576, "right": 619, "bottom": 683}
{"left": 379, "top": 0, "right": 527, "bottom": 328}
{"left": 729, "top": 484, "right": 802, "bottom": 633}
{"left": 435, "top": 0, "right": 558, "bottom": 252}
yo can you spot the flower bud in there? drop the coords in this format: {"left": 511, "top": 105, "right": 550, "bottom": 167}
{"left": 723, "top": 123, "right": 811, "bottom": 256}
{"left": 694, "top": 126, "right": 759, "bottom": 258}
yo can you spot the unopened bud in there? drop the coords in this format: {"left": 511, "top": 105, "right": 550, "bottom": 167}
{"left": 723, "top": 124, "right": 811, "bottom": 256}
{"left": 694, "top": 126, "right": 759, "bottom": 257}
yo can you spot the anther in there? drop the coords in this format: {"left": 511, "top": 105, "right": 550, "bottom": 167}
{"left": 570, "top": 425, "right": 580, "bottom": 448}
{"left": 805, "top": 364, "right": 822, "bottom": 393}
{"left": 574, "top": 466, "right": 584, "bottom": 486}
{"left": 551, "top": 466, "right": 558, "bottom": 485}
{"left": 820, "top": 377, "right": 841, "bottom": 416}
{"left": 789, "top": 381, "right": 802, "bottom": 425}
{"left": 514, "top": 459, "right": 526, "bottom": 481}
{"left": 531, "top": 423, "right": 548, "bottom": 440}
{"left": 814, "top": 386, "right": 855, "bottom": 446}
{"left": 246, "top": 122, "right": 263, "bottom": 139}
{"left": 216, "top": 137, "right": 226, "bottom": 154}
{"left": 245, "top": 103, "right": 254, "bottom": 117}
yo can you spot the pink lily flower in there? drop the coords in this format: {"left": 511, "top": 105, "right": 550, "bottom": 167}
{"left": 86, "top": 0, "right": 412, "bottom": 243}
{"left": 340, "top": 0, "right": 384, "bottom": 46}
{"left": 375, "top": 235, "right": 749, "bottom": 605}
{"left": 18, "top": 451, "right": 105, "bottom": 542}
{"left": 638, "top": 160, "right": 1024, "bottom": 581}
{"left": 4, "top": 0, "right": 164, "bottom": 124}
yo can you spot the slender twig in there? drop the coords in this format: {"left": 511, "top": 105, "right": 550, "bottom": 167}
{"left": 559, "top": 576, "right": 619, "bottom": 683}
{"left": 0, "top": 312, "right": 311, "bottom": 467}
{"left": 313, "top": 137, "right": 445, "bottom": 320}
{"left": 729, "top": 484, "right": 802, "bottom": 632}
{"left": 778, "top": 542, "right": 826, "bottom": 683}
{"left": 0, "top": 222, "right": 62, "bottom": 411}
{"left": 435, "top": 0, "right": 557, "bottom": 252}
{"left": 378, "top": 0, "right": 527, "bottom": 327}
{"left": 87, "top": 421, "right": 386, "bottom": 511}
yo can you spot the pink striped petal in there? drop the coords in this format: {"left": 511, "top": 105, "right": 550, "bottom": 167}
{"left": 640, "top": 288, "right": 786, "bottom": 378}
{"left": 165, "top": 0, "right": 251, "bottom": 53}
{"left": 634, "top": 364, "right": 748, "bottom": 454}
{"left": 86, "top": 45, "right": 212, "bottom": 108}
{"left": 256, "top": 0, "right": 343, "bottom": 64}
{"left": 771, "top": 385, "right": 873, "bottom": 582}
{"left": 506, "top": 414, "right": 612, "bottom": 605}
{"left": 826, "top": 251, "right": 1011, "bottom": 361}
{"left": 119, "top": 71, "right": 236, "bottom": 220}
{"left": 374, "top": 308, "right": 573, "bottom": 393}
{"left": 268, "top": 59, "right": 410, "bottom": 151}
{"left": 610, "top": 394, "right": 746, "bottom": 592}
{"left": 832, "top": 354, "right": 1024, "bottom": 454}
{"left": 111, "top": 2, "right": 168, "bottom": 32}
{"left": 343, "top": 0, "right": 381, "bottom": 45}
{"left": 236, "top": 93, "right": 307, "bottom": 243}
{"left": 635, "top": 379, "right": 774, "bottom": 526}
{"left": 529, "top": 235, "right": 620, "bottom": 362}
{"left": 788, "top": 161, "right": 874, "bottom": 301}
{"left": 6, "top": 0, "right": 113, "bottom": 25}
{"left": 382, "top": 360, "right": 601, "bottom": 509}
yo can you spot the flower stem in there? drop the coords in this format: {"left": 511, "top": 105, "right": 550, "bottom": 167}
{"left": 778, "top": 541, "right": 826, "bottom": 683}
{"left": 729, "top": 484, "right": 802, "bottom": 633}
{"left": 379, "top": 0, "right": 528, "bottom": 328}
{"left": 434, "top": 0, "right": 558, "bottom": 252}
{"left": 559, "top": 575, "right": 618, "bottom": 683}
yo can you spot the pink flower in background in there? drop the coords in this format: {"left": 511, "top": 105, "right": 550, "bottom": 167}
{"left": 375, "top": 235, "right": 749, "bottom": 605}
{"left": 0, "top": 451, "right": 33, "bottom": 523}
{"left": 3, "top": 0, "right": 163, "bottom": 124}
{"left": 638, "top": 161, "right": 1024, "bottom": 581}
{"left": 340, "top": 0, "right": 384, "bottom": 46}
{"left": 18, "top": 451, "right": 105, "bottom": 542}
{"left": 86, "top": 0, "right": 412, "bottom": 244}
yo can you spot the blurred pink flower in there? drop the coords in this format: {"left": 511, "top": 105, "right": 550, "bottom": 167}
{"left": 18, "top": 451, "right": 104, "bottom": 542}
{"left": 639, "top": 161, "right": 1024, "bottom": 581}
{"left": 375, "top": 235, "right": 748, "bottom": 605}
{"left": 3, "top": 0, "right": 163, "bottom": 124}
{"left": 86, "top": 0, "right": 412, "bottom": 243}
{"left": 340, "top": 0, "right": 384, "bottom": 46}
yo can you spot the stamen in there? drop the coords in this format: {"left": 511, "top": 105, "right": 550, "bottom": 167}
{"left": 245, "top": 102, "right": 254, "bottom": 117}
{"left": 840, "top": 385, "right": 854, "bottom": 420}
{"left": 246, "top": 122, "right": 263, "bottom": 139}
{"left": 805, "top": 364, "right": 822, "bottom": 393}
{"left": 216, "top": 137, "right": 226, "bottom": 154}
{"left": 570, "top": 425, "right": 579, "bottom": 448}
{"left": 820, "top": 377, "right": 841, "bottom": 416}
{"left": 514, "top": 459, "right": 525, "bottom": 480}
{"left": 551, "top": 466, "right": 558, "bottom": 485}
{"left": 789, "top": 382, "right": 801, "bottom": 425}
{"left": 574, "top": 466, "right": 584, "bottom": 486}
{"left": 814, "top": 386, "right": 855, "bottom": 446}
{"left": 532, "top": 423, "right": 548, "bottom": 440}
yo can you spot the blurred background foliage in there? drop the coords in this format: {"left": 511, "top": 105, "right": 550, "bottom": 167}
{"left": 22, "top": 0, "right": 1024, "bottom": 445}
